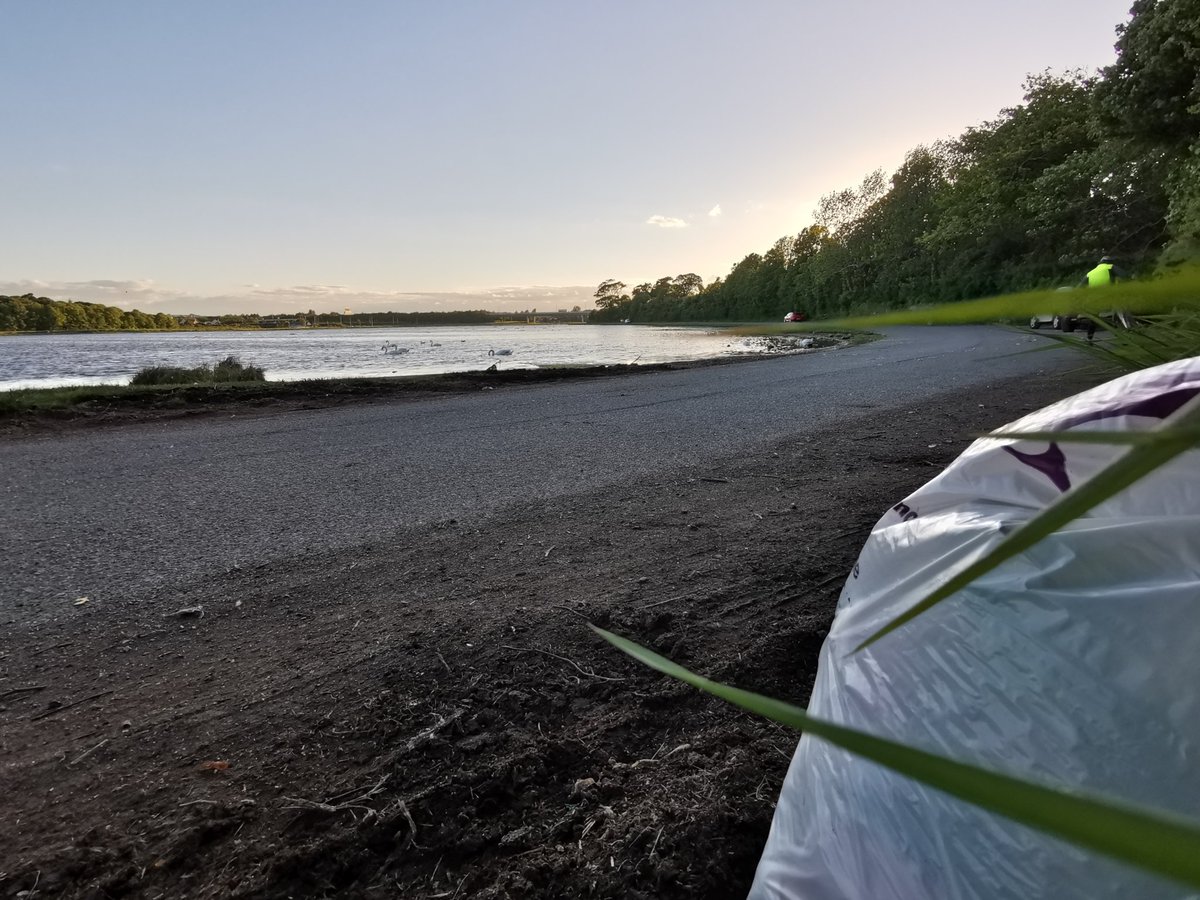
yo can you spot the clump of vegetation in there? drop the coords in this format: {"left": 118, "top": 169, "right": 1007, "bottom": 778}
{"left": 130, "top": 356, "right": 265, "bottom": 386}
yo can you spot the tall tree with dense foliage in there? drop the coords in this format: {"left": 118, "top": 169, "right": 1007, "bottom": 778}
{"left": 593, "top": 280, "right": 628, "bottom": 311}
{"left": 1100, "top": 0, "right": 1200, "bottom": 149}
{"left": 1099, "top": 0, "right": 1200, "bottom": 263}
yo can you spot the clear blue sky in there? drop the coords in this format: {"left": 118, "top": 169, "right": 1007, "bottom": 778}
{"left": 2, "top": 0, "right": 1134, "bottom": 314}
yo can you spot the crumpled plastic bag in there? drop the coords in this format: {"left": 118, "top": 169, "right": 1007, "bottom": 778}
{"left": 750, "top": 357, "right": 1200, "bottom": 900}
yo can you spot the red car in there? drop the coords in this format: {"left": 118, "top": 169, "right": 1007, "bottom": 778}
{"left": 784, "top": 311, "right": 807, "bottom": 322}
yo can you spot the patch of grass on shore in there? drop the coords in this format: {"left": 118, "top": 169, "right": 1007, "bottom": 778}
{"left": 130, "top": 356, "right": 265, "bottom": 386}
{"left": 0, "top": 383, "right": 193, "bottom": 414}
{"left": 0, "top": 356, "right": 268, "bottom": 416}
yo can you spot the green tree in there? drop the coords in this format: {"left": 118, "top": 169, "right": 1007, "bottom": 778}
{"left": 122, "top": 310, "right": 151, "bottom": 329}
{"left": 593, "top": 279, "right": 628, "bottom": 309}
{"left": 814, "top": 169, "right": 887, "bottom": 237}
{"left": 920, "top": 72, "right": 1123, "bottom": 296}
{"left": 672, "top": 273, "right": 703, "bottom": 296}
{"left": 832, "top": 145, "right": 951, "bottom": 308}
{"left": 1099, "top": 0, "right": 1200, "bottom": 264}
{"left": 1163, "top": 144, "right": 1200, "bottom": 264}
{"left": 30, "top": 300, "right": 65, "bottom": 331}
{"left": 722, "top": 253, "right": 766, "bottom": 319}
{"left": 0, "top": 295, "right": 36, "bottom": 330}
{"left": 1099, "top": 0, "right": 1200, "bottom": 150}
{"left": 0, "top": 299, "right": 13, "bottom": 331}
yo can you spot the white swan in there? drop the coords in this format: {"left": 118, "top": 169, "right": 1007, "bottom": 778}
{"left": 381, "top": 341, "right": 410, "bottom": 355}
{"left": 488, "top": 348, "right": 513, "bottom": 356}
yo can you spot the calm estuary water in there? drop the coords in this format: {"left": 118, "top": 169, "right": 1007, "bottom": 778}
{"left": 0, "top": 325, "right": 773, "bottom": 391}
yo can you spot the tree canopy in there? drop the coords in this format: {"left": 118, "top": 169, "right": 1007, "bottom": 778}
{"left": 0, "top": 294, "right": 180, "bottom": 332}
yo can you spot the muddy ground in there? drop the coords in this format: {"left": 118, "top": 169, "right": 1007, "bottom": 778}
{"left": 0, "top": 367, "right": 1104, "bottom": 899}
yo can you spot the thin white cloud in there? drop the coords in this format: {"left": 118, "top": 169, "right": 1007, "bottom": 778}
{"left": 645, "top": 215, "right": 688, "bottom": 229}
{"left": 239, "top": 284, "right": 595, "bottom": 314}
{"left": 708, "top": 204, "right": 722, "bottom": 217}
{"left": 250, "top": 284, "right": 353, "bottom": 296}
{"left": 0, "top": 278, "right": 189, "bottom": 308}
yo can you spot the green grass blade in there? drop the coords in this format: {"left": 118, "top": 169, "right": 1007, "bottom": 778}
{"left": 856, "top": 393, "right": 1200, "bottom": 651}
{"left": 821, "top": 265, "right": 1200, "bottom": 329}
{"left": 1013, "top": 329, "right": 1140, "bottom": 372}
{"left": 593, "top": 626, "right": 1200, "bottom": 891}
{"left": 987, "top": 334, "right": 1079, "bottom": 360}
{"left": 973, "top": 429, "right": 1200, "bottom": 446}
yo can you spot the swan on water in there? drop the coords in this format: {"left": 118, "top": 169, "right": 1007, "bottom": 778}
{"left": 381, "top": 341, "right": 410, "bottom": 355}
{"left": 488, "top": 348, "right": 513, "bottom": 356}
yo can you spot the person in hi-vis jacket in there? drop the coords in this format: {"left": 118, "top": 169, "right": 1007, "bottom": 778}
{"left": 1078, "top": 255, "right": 1130, "bottom": 339}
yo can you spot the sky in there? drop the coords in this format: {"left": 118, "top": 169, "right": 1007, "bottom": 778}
{"left": 2, "top": 0, "right": 1135, "bottom": 315}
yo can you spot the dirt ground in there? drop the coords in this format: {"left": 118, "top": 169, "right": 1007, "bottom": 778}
{"left": 0, "top": 367, "right": 1104, "bottom": 899}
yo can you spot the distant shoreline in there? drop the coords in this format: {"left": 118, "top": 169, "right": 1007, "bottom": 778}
{"left": 0, "top": 321, "right": 601, "bottom": 337}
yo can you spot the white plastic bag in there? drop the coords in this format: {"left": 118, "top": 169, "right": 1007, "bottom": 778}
{"left": 750, "top": 357, "right": 1200, "bottom": 900}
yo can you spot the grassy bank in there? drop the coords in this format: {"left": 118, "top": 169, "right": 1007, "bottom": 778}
{"left": 0, "top": 370, "right": 591, "bottom": 417}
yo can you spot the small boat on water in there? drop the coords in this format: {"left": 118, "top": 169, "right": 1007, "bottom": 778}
{"left": 381, "top": 341, "right": 410, "bottom": 355}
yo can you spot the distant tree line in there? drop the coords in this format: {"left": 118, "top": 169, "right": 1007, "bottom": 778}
{"left": 593, "top": 0, "right": 1200, "bottom": 323}
{"left": 211, "top": 310, "right": 505, "bottom": 327}
{"left": 0, "top": 300, "right": 585, "bottom": 333}
{"left": 315, "top": 310, "right": 525, "bottom": 327}
{"left": 243, "top": 310, "right": 569, "bottom": 327}
{"left": 0, "top": 294, "right": 180, "bottom": 331}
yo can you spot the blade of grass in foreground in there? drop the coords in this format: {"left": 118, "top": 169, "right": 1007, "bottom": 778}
{"left": 819, "top": 265, "right": 1200, "bottom": 330}
{"left": 593, "top": 626, "right": 1200, "bottom": 891}
{"left": 856, "top": 392, "right": 1200, "bottom": 651}
{"left": 974, "top": 429, "right": 1200, "bottom": 446}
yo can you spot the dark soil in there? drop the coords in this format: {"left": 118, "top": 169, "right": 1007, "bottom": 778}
{"left": 0, "top": 368, "right": 1103, "bottom": 899}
